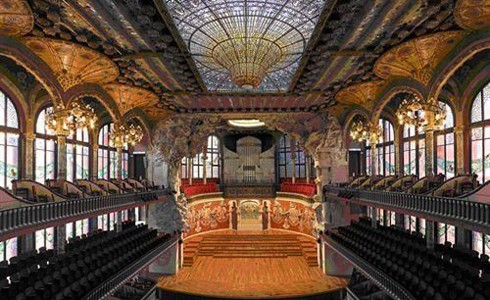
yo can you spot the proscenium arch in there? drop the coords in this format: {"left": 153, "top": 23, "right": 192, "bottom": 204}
{"left": 64, "top": 83, "right": 122, "bottom": 126}
{"left": 428, "top": 30, "right": 490, "bottom": 104}
{"left": 0, "top": 37, "right": 64, "bottom": 106}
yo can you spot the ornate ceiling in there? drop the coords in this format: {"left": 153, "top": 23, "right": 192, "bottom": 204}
{"left": 0, "top": 0, "right": 486, "bottom": 127}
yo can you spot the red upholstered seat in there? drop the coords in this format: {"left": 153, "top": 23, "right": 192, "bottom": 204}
{"left": 280, "top": 183, "right": 316, "bottom": 197}
{"left": 182, "top": 184, "right": 218, "bottom": 197}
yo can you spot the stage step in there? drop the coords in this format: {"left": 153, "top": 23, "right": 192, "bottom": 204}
{"left": 183, "top": 233, "right": 318, "bottom": 267}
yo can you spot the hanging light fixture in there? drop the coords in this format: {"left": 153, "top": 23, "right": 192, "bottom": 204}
{"left": 45, "top": 102, "right": 97, "bottom": 135}
{"left": 350, "top": 120, "right": 382, "bottom": 143}
{"left": 395, "top": 96, "right": 446, "bottom": 129}
{"left": 109, "top": 122, "right": 144, "bottom": 148}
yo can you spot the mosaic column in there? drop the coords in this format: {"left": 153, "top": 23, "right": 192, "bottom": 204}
{"left": 371, "top": 207, "right": 378, "bottom": 228}
{"left": 426, "top": 220, "right": 435, "bottom": 250}
{"left": 92, "top": 144, "right": 99, "bottom": 180}
{"left": 394, "top": 125, "right": 402, "bottom": 176}
{"left": 454, "top": 125, "right": 465, "bottom": 175}
{"left": 425, "top": 128, "right": 435, "bottom": 176}
{"left": 305, "top": 155, "right": 311, "bottom": 184}
{"left": 24, "top": 133, "right": 36, "bottom": 180}
{"left": 116, "top": 146, "right": 123, "bottom": 180}
{"left": 188, "top": 157, "right": 193, "bottom": 185}
{"left": 57, "top": 135, "right": 67, "bottom": 180}
{"left": 369, "top": 136, "right": 378, "bottom": 176}
{"left": 116, "top": 211, "right": 123, "bottom": 232}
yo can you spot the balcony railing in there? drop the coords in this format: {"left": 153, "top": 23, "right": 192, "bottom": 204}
{"left": 324, "top": 186, "right": 490, "bottom": 233}
{"left": 0, "top": 190, "right": 171, "bottom": 240}
{"left": 82, "top": 234, "right": 179, "bottom": 300}
{"left": 323, "top": 234, "right": 416, "bottom": 300}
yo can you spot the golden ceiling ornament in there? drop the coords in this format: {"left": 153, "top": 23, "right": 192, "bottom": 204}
{"left": 349, "top": 120, "right": 382, "bottom": 143}
{"left": 104, "top": 83, "right": 159, "bottom": 115}
{"left": 455, "top": 0, "right": 490, "bottom": 30}
{"left": 373, "top": 31, "right": 466, "bottom": 85}
{"left": 0, "top": 0, "right": 33, "bottom": 36}
{"left": 22, "top": 37, "right": 119, "bottom": 90}
{"left": 109, "top": 122, "right": 144, "bottom": 148}
{"left": 142, "top": 107, "right": 174, "bottom": 122}
{"left": 335, "top": 80, "right": 387, "bottom": 108}
{"left": 212, "top": 38, "right": 283, "bottom": 89}
{"left": 395, "top": 96, "right": 446, "bottom": 129}
{"left": 45, "top": 101, "right": 97, "bottom": 136}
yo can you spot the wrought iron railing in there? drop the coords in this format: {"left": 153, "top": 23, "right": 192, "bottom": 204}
{"left": 324, "top": 186, "right": 490, "bottom": 233}
{"left": 82, "top": 234, "right": 179, "bottom": 300}
{"left": 0, "top": 190, "right": 172, "bottom": 240}
{"left": 323, "top": 235, "right": 416, "bottom": 300}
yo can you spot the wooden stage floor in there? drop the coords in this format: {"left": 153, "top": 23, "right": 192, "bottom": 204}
{"left": 157, "top": 230, "right": 347, "bottom": 299}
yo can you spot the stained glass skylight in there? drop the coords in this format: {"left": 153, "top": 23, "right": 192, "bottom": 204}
{"left": 163, "top": 0, "right": 326, "bottom": 92}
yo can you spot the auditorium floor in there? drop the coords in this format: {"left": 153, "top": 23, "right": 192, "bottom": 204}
{"left": 157, "top": 230, "right": 348, "bottom": 299}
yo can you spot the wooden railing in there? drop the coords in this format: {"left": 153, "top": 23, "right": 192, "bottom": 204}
{"left": 82, "top": 234, "right": 179, "bottom": 300}
{"left": 324, "top": 185, "right": 490, "bottom": 233}
{"left": 0, "top": 190, "right": 171, "bottom": 240}
{"left": 323, "top": 234, "right": 416, "bottom": 300}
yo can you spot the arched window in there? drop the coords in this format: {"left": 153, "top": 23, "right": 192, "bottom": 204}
{"left": 373, "top": 118, "right": 395, "bottom": 176}
{"left": 471, "top": 83, "right": 490, "bottom": 183}
{"left": 98, "top": 123, "right": 117, "bottom": 179}
{"left": 0, "top": 91, "right": 20, "bottom": 188}
{"left": 435, "top": 101, "right": 455, "bottom": 178}
{"left": 35, "top": 106, "right": 56, "bottom": 183}
{"left": 402, "top": 124, "right": 425, "bottom": 178}
{"left": 278, "top": 134, "right": 314, "bottom": 179}
{"left": 67, "top": 128, "right": 90, "bottom": 182}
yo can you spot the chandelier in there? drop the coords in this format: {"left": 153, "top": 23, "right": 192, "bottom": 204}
{"left": 350, "top": 120, "right": 382, "bottom": 143}
{"left": 395, "top": 96, "right": 446, "bottom": 129}
{"left": 45, "top": 102, "right": 97, "bottom": 135}
{"left": 109, "top": 123, "right": 144, "bottom": 148}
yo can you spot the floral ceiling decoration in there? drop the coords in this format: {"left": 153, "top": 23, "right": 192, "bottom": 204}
{"left": 335, "top": 81, "right": 388, "bottom": 109}
{"left": 104, "top": 83, "right": 160, "bottom": 115}
{"left": 163, "top": 0, "right": 326, "bottom": 92}
{"left": 0, "top": 0, "right": 33, "bottom": 36}
{"left": 22, "top": 37, "right": 119, "bottom": 91}
{"left": 373, "top": 31, "right": 466, "bottom": 86}
{"left": 454, "top": 0, "right": 490, "bottom": 30}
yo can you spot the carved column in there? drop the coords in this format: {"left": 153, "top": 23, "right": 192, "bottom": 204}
{"left": 57, "top": 135, "right": 67, "bottom": 180}
{"left": 202, "top": 154, "right": 208, "bottom": 184}
{"left": 454, "top": 125, "right": 465, "bottom": 175}
{"left": 116, "top": 146, "right": 123, "bottom": 180}
{"left": 24, "top": 133, "right": 36, "bottom": 180}
{"left": 92, "top": 144, "right": 99, "bottom": 180}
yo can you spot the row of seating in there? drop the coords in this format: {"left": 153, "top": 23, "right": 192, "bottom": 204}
{"left": 182, "top": 184, "right": 219, "bottom": 197}
{"left": 180, "top": 178, "right": 219, "bottom": 187}
{"left": 280, "top": 182, "right": 316, "bottom": 196}
{"left": 327, "top": 218, "right": 490, "bottom": 300}
{"left": 0, "top": 221, "right": 170, "bottom": 300}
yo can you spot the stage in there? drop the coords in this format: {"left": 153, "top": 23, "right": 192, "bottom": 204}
{"left": 157, "top": 230, "right": 347, "bottom": 299}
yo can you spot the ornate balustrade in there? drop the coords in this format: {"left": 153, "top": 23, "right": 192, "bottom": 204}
{"left": 323, "top": 234, "right": 416, "bottom": 300}
{"left": 82, "top": 234, "right": 179, "bottom": 300}
{"left": 324, "top": 186, "right": 490, "bottom": 233}
{"left": 0, "top": 190, "right": 171, "bottom": 240}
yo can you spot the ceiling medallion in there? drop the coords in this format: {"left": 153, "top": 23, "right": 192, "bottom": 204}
{"left": 0, "top": 0, "right": 33, "bottom": 36}
{"left": 164, "top": 0, "right": 326, "bottom": 92}
{"left": 104, "top": 84, "right": 159, "bottom": 115}
{"left": 22, "top": 37, "right": 119, "bottom": 90}
{"left": 395, "top": 96, "right": 446, "bottom": 129}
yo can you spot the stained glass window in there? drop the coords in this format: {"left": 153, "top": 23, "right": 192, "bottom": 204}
{"left": 67, "top": 128, "right": 90, "bottom": 182}
{"left": 35, "top": 106, "right": 56, "bottom": 183}
{"left": 370, "top": 119, "right": 395, "bottom": 176}
{"left": 0, "top": 91, "right": 19, "bottom": 189}
{"left": 403, "top": 124, "right": 426, "bottom": 178}
{"left": 163, "top": 0, "right": 326, "bottom": 92}
{"left": 98, "top": 123, "right": 117, "bottom": 179}
{"left": 35, "top": 227, "right": 54, "bottom": 250}
{"left": 98, "top": 214, "right": 108, "bottom": 231}
{"left": 471, "top": 83, "right": 490, "bottom": 183}
{"left": 66, "top": 222, "right": 74, "bottom": 241}
{"left": 206, "top": 135, "right": 220, "bottom": 179}
{"left": 435, "top": 101, "right": 455, "bottom": 179}
{"left": 0, "top": 237, "right": 18, "bottom": 261}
